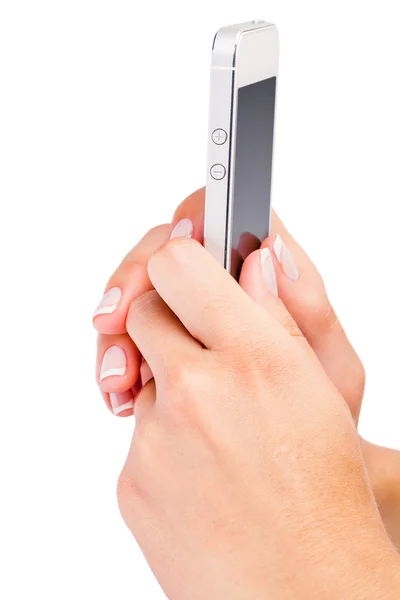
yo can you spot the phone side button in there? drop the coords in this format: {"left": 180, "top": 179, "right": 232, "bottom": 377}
{"left": 210, "top": 164, "right": 226, "bottom": 180}
{"left": 211, "top": 129, "right": 228, "bottom": 145}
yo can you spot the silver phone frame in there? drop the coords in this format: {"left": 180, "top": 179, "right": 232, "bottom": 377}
{"left": 204, "top": 21, "right": 279, "bottom": 274}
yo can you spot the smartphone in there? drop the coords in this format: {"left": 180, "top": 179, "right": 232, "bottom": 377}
{"left": 204, "top": 21, "right": 278, "bottom": 280}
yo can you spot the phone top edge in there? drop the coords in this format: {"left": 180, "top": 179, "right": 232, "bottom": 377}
{"left": 211, "top": 21, "right": 277, "bottom": 69}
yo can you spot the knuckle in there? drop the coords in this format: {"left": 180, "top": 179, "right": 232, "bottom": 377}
{"left": 164, "top": 362, "right": 193, "bottom": 400}
{"left": 280, "top": 312, "right": 304, "bottom": 339}
{"left": 227, "top": 327, "right": 300, "bottom": 389}
{"left": 116, "top": 468, "right": 141, "bottom": 511}
{"left": 146, "top": 223, "right": 169, "bottom": 239}
{"left": 226, "top": 332, "right": 269, "bottom": 376}
{"left": 119, "top": 224, "right": 169, "bottom": 270}
{"left": 119, "top": 260, "right": 148, "bottom": 284}
{"left": 163, "top": 360, "right": 208, "bottom": 418}
{"left": 116, "top": 423, "right": 160, "bottom": 511}
{"left": 127, "top": 289, "right": 159, "bottom": 323}
{"left": 302, "top": 288, "right": 337, "bottom": 334}
{"left": 134, "top": 223, "right": 170, "bottom": 253}
{"left": 156, "top": 237, "right": 195, "bottom": 266}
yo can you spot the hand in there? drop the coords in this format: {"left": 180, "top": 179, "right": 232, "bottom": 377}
{"left": 93, "top": 188, "right": 400, "bottom": 548}
{"left": 116, "top": 236, "right": 400, "bottom": 599}
{"left": 94, "top": 188, "right": 365, "bottom": 417}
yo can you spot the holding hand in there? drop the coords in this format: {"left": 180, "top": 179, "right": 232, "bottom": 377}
{"left": 93, "top": 188, "right": 365, "bottom": 421}
{"left": 118, "top": 234, "right": 399, "bottom": 598}
{"left": 93, "top": 189, "right": 400, "bottom": 597}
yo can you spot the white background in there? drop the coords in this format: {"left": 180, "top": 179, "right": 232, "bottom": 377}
{"left": 1, "top": 1, "right": 399, "bottom": 598}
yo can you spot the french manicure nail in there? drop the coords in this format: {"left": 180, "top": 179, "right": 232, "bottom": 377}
{"left": 100, "top": 346, "right": 127, "bottom": 381}
{"left": 274, "top": 235, "right": 299, "bottom": 281}
{"left": 260, "top": 248, "right": 278, "bottom": 297}
{"left": 170, "top": 218, "right": 193, "bottom": 239}
{"left": 93, "top": 287, "right": 122, "bottom": 318}
{"left": 110, "top": 391, "right": 134, "bottom": 415}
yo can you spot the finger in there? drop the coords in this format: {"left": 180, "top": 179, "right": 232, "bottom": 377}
{"left": 230, "top": 232, "right": 260, "bottom": 281}
{"left": 265, "top": 211, "right": 365, "bottom": 420}
{"left": 96, "top": 333, "right": 140, "bottom": 394}
{"left": 101, "top": 388, "right": 136, "bottom": 418}
{"left": 93, "top": 224, "right": 170, "bottom": 335}
{"left": 105, "top": 360, "right": 152, "bottom": 417}
{"left": 93, "top": 188, "right": 206, "bottom": 337}
{"left": 239, "top": 248, "right": 313, "bottom": 359}
{"left": 126, "top": 290, "right": 200, "bottom": 379}
{"left": 147, "top": 238, "right": 275, "bottom": 350}
{"left": 171, "top": 187, "right": 205, "bottom": 242}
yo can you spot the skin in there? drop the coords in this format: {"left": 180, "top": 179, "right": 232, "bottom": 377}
{"left": 94, "top": 187, "right": 400, "bottom": 549}
{"left": 94, "top": 188, "right": 400, "bottom": 596}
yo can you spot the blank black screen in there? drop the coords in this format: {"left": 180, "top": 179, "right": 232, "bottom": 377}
{"left": 230, "top": 77, "right": 276, "bottom": 279}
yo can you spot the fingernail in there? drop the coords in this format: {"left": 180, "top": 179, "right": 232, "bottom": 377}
{"left": 273, "top": 235, "right": 299, "bottom": 281}
{"left": 110, "top": 390, "right": 134, "bottom": 415}
{"left": 93, "top": 287, "right": 122, "bottom": 318}
{"left": 260, "top": 248, "right": 278, "bottom": 297}
{"left": 100, "top": 346, "right": 127, "bottom": 381}
{"left": 170, "top": 218, "right": 193, "bottom": 239}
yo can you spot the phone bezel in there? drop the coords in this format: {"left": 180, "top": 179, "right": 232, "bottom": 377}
{"left": 204, "top": 21, "right": 279, "bottom": 274}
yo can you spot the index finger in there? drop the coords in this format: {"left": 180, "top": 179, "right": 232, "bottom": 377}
{"left": 147, "top": 238, "right": 280, "bottom": 351}
{"left": 171, "top": 187, "right": 205, "bottom": 241}
{"left": 93, "top": 188, "right": 206, "bottom": 335}
{"left": 93, "top": 224, "right": 170, "bottom": 335}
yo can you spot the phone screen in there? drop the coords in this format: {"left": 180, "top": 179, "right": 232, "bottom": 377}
{"left": 230, "top": 76, "right": 276, "bottom": 280}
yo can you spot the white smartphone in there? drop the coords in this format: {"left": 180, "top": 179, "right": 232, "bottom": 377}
{"left": 204, "top": 21, "right": 278, "bottom": 280}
